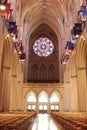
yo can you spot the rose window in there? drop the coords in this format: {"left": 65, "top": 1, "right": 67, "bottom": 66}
{"left": 33, "top": 37, "right": 54, "bottom": 57}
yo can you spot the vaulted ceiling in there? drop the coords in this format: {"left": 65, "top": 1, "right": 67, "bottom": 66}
{"left": 16, "top": 0, "right": 81, "bottom": 83}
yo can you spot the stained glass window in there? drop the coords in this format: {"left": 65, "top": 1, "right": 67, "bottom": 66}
{"left": 33, "top": 37, "right": 54, "bottom": 57}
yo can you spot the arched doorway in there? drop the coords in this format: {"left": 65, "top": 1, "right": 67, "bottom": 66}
{"left": 26, "top": 91, "right": 36, "bottom": 111}
{"left": 38, "top": 90, "right": 48, "bottom": 113}
{"left": 50, "top": 91, "right": 60, "bottom": 112}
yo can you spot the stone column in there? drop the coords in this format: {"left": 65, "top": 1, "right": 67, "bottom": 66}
{"left": 64, "top": 81, "right": 71, "bottom": 111}
{"left": 1, "top": 66, "right": 12, "bottom": 111}
{"left": 47, "top": 99, "right": 50, "bottom": 114}
{"left": 70, "top": 75, "right": 78, "bottom": 111}
{"left": 36, "top": 96, "right": 39, "bottom": 113}
{"left": 77, "top": 67, "right": 87, "bottom": 111}
{"left": 16, "top": 81, "right": 23, "bottom": 111}
{"left": 9, "top": 75, "right": 17, "bottom": 111}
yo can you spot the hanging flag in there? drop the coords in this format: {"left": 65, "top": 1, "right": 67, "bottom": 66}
{"left": 61, "top": 53, "right": 69, "bottom": 64}
{"left": 81, "top": 5, "right": 86, "bottom": 12}
{"left": 1, "top": 9, "right": 7, "bottom": 15}
{"left": 18, "top": 45, "right": 24, "bottom": 55}
{"left": 6, "top": 3, "right": 11, "bottom": 11}
{"left": 73, "top": 23, "right": 82, "bottom": 37}
{"left": 20, "top": 53, "right": 26, "bottom": 62}
{"left": 8, "top": 21, "right": 16, "bottom": 34}
{"left": 67, "top": 41, "right": 74, "bottom": 50}
{"left": 71, "top": 30, "right": 78, "bottom": 43}
{"left": 8, "top": 9, "right": 13, "bottom": 20}
{"left": 65, "top": 41, "right": 74, "bottom": 54}
{"left": 15, "top": 40, "right": 23, "bottom": 52}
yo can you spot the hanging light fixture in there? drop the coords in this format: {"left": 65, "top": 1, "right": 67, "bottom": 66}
{"left": 0, "top": 0, "right": 7, "bottom": 10}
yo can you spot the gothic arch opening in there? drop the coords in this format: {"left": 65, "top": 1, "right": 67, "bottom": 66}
{"left": 27, "top": 23, "right": 59, "bottom": 83}
{"left": 26, "top": 90, "right": 36, "bottom": 111}
{"left": 38, "top": 90, "right": 48, "bottom": 113}
{"left": 50, "top": 91, "right": 61, "bottom": 111}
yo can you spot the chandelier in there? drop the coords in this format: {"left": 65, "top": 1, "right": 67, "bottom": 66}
{"left": 33, "top": 37, "right": 54, "bottom": 57}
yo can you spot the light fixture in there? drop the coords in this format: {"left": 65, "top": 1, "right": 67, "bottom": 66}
{"left": 0, "top": 4, "right": 6, "bottom": 10}
{"left": 0, "top": 0, "right": 7, "bottom": 10}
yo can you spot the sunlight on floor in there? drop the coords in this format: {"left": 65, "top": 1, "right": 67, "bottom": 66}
{"left": 31, "top": 114, "right": 63, "bottom": 130}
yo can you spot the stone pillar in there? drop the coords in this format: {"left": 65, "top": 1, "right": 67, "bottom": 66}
{"left": 16, "top": 81, "right": 23, "bottom": 111}
{"left": 36, "top": 97, "right": 39, "bottom": 113}
{"left": 64, "top": 81, "right": 71, "bottom": 111}
{"left": 47, "top": 99, "right": 50, "bottom": 114}
{"left": 10, "top": 75, "right": 17, "bottom": 111}
{"left": 70, "top": 75, "right": 78, "bottom": 111}
{"left": 77, "top": 67, "right": 87, "bottom": 111}
{"left": 1, "top": 66, "right": 12, "bottom": 111}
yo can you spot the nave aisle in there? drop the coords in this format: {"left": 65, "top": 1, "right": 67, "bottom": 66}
{"left": 30, "top": 114, "right": 64, "bottom": 130}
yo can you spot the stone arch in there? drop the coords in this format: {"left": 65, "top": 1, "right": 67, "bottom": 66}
{"left": 76, "top": 36, "right": 87, "bottom": 68}
{"left": 25, "top": 90, "right": 36, "bottom": 111}
{"left": 50, "top": 89, "right": 62, "bottom": 99}
{"left": 50, "top": 90, "right": 61, "bottom": 101}
{"left": 2, "top": 37, "right": 12, "bottom": 68}
{"left": 38, "top": 90, "right": 48, "bottom": 102}
{"left": 49, "top": 90, "right": 61, "bottom": 111}
{"left": 26, "top": 90, "right": 36, "bottom": 102}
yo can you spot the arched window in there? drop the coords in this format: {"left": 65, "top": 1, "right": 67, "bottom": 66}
{"left": 38, "top": 90, "right": 48, "bottom": 102}
{"left": 26, "top": 91, "right": 36, "bottom": 102}
{"left": 50, "top": 91, "right": 60, "bottom": 111}
{"left": 50, "top": 91, "right": 60, "bottom": 103}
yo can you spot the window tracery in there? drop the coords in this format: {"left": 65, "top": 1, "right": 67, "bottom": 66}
{"left": 33, "top": 37, "right": 54, "bottom": 57}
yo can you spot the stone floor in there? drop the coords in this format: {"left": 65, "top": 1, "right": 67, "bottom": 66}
{"left": 30, "top": 113, "right": 64, "bottom": 130}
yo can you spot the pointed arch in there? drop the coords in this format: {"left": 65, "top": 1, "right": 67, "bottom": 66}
{"left": 76, "top": 36, "right": 87, "bottom": 68}
{"left": 26, "top": 90, "right": 36, "bottom": 102}
{"left": 38, "top": 90, "right": 48, "bottom": 102}
{"left": 50, "top": 90, "right": 60, "bottom": 103}
{"left": 2, "top": 37, "right": 12, "bottom": 68}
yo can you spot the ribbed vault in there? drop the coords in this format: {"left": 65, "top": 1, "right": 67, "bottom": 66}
{"left": 16, "top": 0, "right": 81, "bottom": 82}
